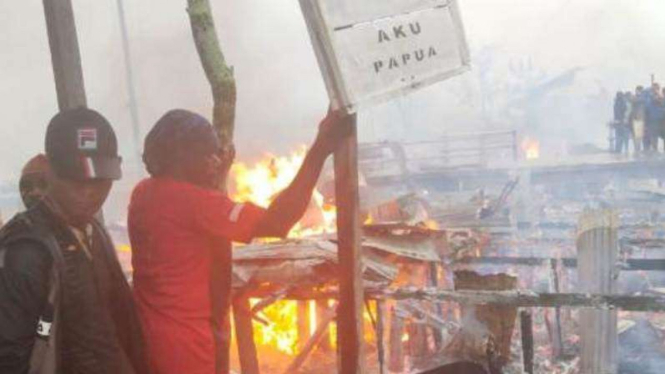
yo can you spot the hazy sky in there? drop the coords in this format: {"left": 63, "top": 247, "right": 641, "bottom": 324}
{"left": 1, "top": 0, "right": 665, "bottom": 183}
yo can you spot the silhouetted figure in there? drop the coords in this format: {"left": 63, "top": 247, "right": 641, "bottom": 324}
{"left": 613, "top": 91, "right": 629, "bottom": 153}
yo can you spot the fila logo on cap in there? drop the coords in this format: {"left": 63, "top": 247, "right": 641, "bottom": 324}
{"left": 78, "top": 128, "right": 98, "bottom": 150}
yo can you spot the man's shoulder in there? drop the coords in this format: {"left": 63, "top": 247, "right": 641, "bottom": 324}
{"left": 0, "top": 206, "right": 59, "bottom": 253}
{"left": 1, "top": 211, "right": 40, "bottom": 242}
{"left": 0, "top": 211, "right": 53, "bottom": 273}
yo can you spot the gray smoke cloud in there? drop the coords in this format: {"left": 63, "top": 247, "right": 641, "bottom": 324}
{"left": 1, "top": 0, "right": 665, "bottom": 220}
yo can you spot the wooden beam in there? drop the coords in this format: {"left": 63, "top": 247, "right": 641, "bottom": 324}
{"left": 457, "top": 256, "right": 665, "bottom": 271}
{"left": 451, "top": 271, "right": 517, "bottom": 367}
{"left": 520, "top": 310, "right": 534, "bottom": 374}
{"left": 241, "top": 288, "right": 665, "bottom": 312}
{"left": 334, "top": 115, "right": 364, "bottom": 374}
{"left": 375, "top": 300, "right": 386, "bottom": 374}
{"left": 42, "top": 0, "right": 87, "bottom": 110}
{"left": 186, "top": 0, "right": 236, "bottom": 190}
{"left": 387, "top": 306, "right": 404, "bottom": 373}
{"left": 233, "top": 298, "right": 260, "bottom": 374}
{"left": 316, "top": 300, "right": 332, "bottom": 351}
{"left": 428, "top": 263, "right": 443, "bottom": 349}
{"left": 548, "top": 259, "right": 564, "bottom": 359}
{"left": 297, "top": 301, "right": 311, "bottom": 351}
{"left": 577, "top": 210, "right": 618, "bottom": 374}
{"left": 115, "top": 0, "right": 142, "bottom": 162}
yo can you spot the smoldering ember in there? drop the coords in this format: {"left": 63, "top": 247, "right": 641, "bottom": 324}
{"left": 2, "top": 1, "right": 665, "bottom": 374}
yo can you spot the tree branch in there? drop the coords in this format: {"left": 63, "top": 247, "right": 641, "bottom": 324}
{"left": 186, "top": 0, "right": 236, "bottom": 174}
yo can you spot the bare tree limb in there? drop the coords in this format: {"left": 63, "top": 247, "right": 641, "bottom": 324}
{"left": 186, "top": 0, "right": 236, "bottom": 188}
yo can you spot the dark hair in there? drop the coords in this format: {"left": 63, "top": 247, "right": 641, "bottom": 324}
{"left": 143, "top": 109, "right": 219, "bottom": 177}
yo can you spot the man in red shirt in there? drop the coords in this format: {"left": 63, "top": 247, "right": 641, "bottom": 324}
{"left": 129, "top": 109, "right": 351, "bottom": 374}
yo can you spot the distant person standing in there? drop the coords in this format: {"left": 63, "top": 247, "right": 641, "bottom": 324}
{"left": 623, "top": 91, "right": 634, "bottom": 154}
{"left": 660, "top": 87, "right": 665, "bottom": 151}
{"left": 613, "top": 91, "right": 628, "bottom": 153}
{"left": 631, "top": 86, "right": 647, "bottom": 154}
{"left": 644, "top": 82, "right": 663, "bottom": 152}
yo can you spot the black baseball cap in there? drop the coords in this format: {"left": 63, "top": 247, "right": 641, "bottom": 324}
{"left": 45, "top": 108, "right": 122, "bottom": 181}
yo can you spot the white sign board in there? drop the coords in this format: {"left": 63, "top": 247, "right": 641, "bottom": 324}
{"left": 300, "top": 0, "right": 470, "bottom": 113}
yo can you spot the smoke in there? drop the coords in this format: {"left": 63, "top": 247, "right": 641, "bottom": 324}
{"left": 1, "top": 0, "right": 665, "bottom": 220}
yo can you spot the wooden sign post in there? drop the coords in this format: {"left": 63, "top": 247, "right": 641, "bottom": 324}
{"left": 333, "top": 114, "right": 365, "bottom": 373}
{"left": 299, "top": 1, "right": 470, "bottom": 372}
{"left": 43, "top": 0, "right": 87, "bottom": 110}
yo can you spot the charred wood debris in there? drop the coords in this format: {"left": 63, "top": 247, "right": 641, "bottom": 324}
{"left": 227, "top": 172, "right": 665, "bottom": 374}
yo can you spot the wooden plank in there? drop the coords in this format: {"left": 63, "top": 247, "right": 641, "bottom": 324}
{"left": 316, "top": 300, "right": 332, "bottom": 351}
{"left": 297, "top": 301, "right": 311, "bottom": 351}
{"left": 376, "top": 300, "right": 386, "bottom": 374}
{"left": 334, "top": 115, "right": 364, "bottom": 374}
{"left": 428, "top": 263, "right": 443, "bottom": 349}
{"left": 42, "top": 0, "right": 87, "bottom": 110}
{"left": 577, "top": 209, "right": 618, "bottom": 374}
{"left": 457, "top": 256, "right": 665, "bottom": 271}
{"left": 387, "top": 306, "right": 404, "bottom": 373}
{"left": 448, "top": 271, "right": 517, "bottom": 367}
{"left": 251, "top": 288, "right": 665, "bottom": 312}
{"left": 520, "top": 310, "right": 534, "bottom": 374}
{"left": 233, "top": 298, "right": 260, "bottom": 374}
{"left": 549, "top": 259, "right": 564, "bottom": 359}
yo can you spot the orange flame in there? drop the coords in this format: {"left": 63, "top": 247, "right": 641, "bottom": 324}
{"left": 230, "top": 148, "right": 380, "bottom": 357}
{"left": 521, "top": 137, "right": 540, "bottom": 160}
{"left": 230, "top": 146, "right": 336, "bottom": 238}
{"left": 231, "top": 148, "right": 340, "bottom": 357}
{"left": 250, "top": 299, "right": 299, "bottom": 356}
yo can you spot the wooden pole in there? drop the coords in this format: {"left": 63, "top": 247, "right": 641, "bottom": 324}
{"left": 233, "top": 297, "right": 260, "bottom": 374}
{"left": 334, "top": 114, "right": 364, "bottom": 374}
{"left": 42, "top": 0, "right": 87, "bottom": 110}
{"left": 549, "top": 258, "right": 564, "bottom": 359}
{"left": 577, "top": 209, "right": 618, "bottom": 374}
{"left": 297, "top": 301, "right": 311, "bottom": 351}
{"left": 115, "top": 0, "right": 142, "bottom": 163}
{"left": 185, "top": 3, "right": 238, "bottom": 370}
{"left": 428, "top": 263, "right": 443, "bottom": 349}
{"left": 376, "top": 300, "right": 386, "bottom": 374}
{"left": 520, "top": 310, "right": 534, "bottom": 374}
{"left": 388, "top": 306, "right": 404, "bottom": 373}
{"left": 316, "top": 300, "right": 332, "bottom": 351}
{"left": 187, "top": 0, "right": 236, "bottom": 190}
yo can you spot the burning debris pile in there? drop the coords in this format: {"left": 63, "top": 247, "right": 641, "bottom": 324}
{"left": 221, "top": 146, "right": 665, "bottom": 374}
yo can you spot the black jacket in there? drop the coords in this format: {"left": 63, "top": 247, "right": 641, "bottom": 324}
{"left": 0, "top": 202, "right": 148, "bottom": 374}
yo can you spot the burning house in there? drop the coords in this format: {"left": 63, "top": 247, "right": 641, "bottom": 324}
{"left": 7, "top": 1, "right": 665, "bottom": 374}
{"left": 215, "top": 140, "right": 665, "bottom": 374}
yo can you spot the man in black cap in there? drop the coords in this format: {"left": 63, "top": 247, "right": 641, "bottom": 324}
{"left": 0, "top": 108, "right": 148, "bottom": 374}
